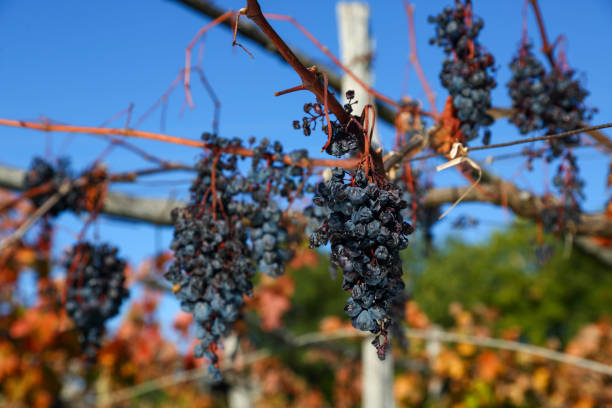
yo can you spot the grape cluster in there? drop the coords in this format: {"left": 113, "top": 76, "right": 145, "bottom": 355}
{"left": 167, "top": 206, "right": 253, "bottom": 382}
{"left": 429, "top": 1, "right": 496, "bottom": 143}
{"left": 507, "top": 44, "right": 594, "bottom": 157}
{"left": 542, "top": 68, "right": 592, "bottom": 156}
{"left": 64, "top": 242, "right": 129, "bottom": 358}
{"left": 247, "top": 138, "right": 305, "bottom": 277}
{"left": 248, "top": 137, "right": 309, "bottom": 200}
{"left": 304, "top": 204, "right": 330, "bottom": 236}
{"left": 24, "top": 157, "right": 106, "bottom": 216}
{"left": 166, "top": 134, "right": 307, "bottom": 380}
{"left": 324, "top": 91, "right": 361, "bottom": 157}
{"left": 293, "top": 91, "right": 361, "bottom": 157}
{"left": 292, "top": 101, "right": 327, "bottom": 137}
{"left": 166, "top": 138, "right": 254, "bottom": 381}
{"left": 507, "top": 44, "right": 548, "bottom": 134}
{"left": 24, "top": 157, "right": 83, "bottom": 216}
{"left": 249, "top": 200, "right": 291, "bottom": 278}
{"left": 324, "top": 122, "right": 360, "bottom": 157}
{"left": 310, "top": 168, "right": 413, "bottom": 359}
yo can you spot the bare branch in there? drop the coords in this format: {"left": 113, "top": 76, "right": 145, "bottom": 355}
{"left": 423, "top": 181, "right": 612, "bottom": 238}
{"left": 0, "top": 118, "right": 360, "bottom": 170}
{"left": 172, "top": 0, "right": 398, "bottom": 125}
{"left": 174, "top": 0, "right": 612, "bottom": 153}
{"left": 0, "top": 181, "right": 72, "bottom": 251}
{"left": 0, "top": 164, "right": 181, "bottom": 225}
{"left": 383, "top": 131, "right": 427, "bottom": 171}
{"left": 244, "top": 0, "right": 350, "bottom": 125}
{"left": 1, "top": 163, "right": 610, "bottom": 242}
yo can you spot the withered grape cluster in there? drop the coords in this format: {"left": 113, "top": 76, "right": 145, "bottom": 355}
{"left": 507, "top": 43, "right": 591, "bottom": 233}
{"left": 165, "top": 134, "right": 307, "bottom": 381}
{"left": 64, "top": 242, "right": 129, "bottom": 359}
{"left": 544, "top": 69, "right": 592, "bottom": 134}
{"left": 310, "top": 168, "right": 413, "bottom": 359}
{"left": 507, "top": 44, "right": 549, "bottom": 135}
{"left": 249, "top": 200, "right": 290, "bottom": 278}
{"left": 508, "top": 44, "right": 593, "bottom": 156}
{"left": 324, "top": 91, "right": 361, "bottom": 157}
{"left": 248, "top": 137, "right": 305, "bottom": 277}
{"left": 293, "top": 92, "right": 361, "bottom": 157}
{"left": 429, "top": 1, "right": 496, "bottom": 143}
{"left": 24, "top": 157, "right": 84, "bottom": 216}
{"left": 292, "top": 101, "right": 327, "bottom": 137}
{"left": 24, "top": 157, "right": 105, "bottom": 216}
{"left": 325, "top": 122, "right": 360, "bottom": 157}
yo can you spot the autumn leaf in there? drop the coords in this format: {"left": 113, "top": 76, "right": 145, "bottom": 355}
{"left": 476, "top": 351, "right": 502, "bottom": 381}
{"left": 531, "top": 366, "right": 550, "bottom": 393}
{"left": 258, "top": 289, "right": 291, "bottom": 331}
{"left": 173, "top": 311, "right": 193, "bottom": 337}
{"left": 319, "top": 316, "right": 352, "bottom": 333}
{"left": 405, "top": 300, "right": 430, "bottom": 329}
{"left": 288, "top": 247, "right": 318, "bottom": 270}
{"left": 457, "top": 342, "right": 476, "bottom": 357}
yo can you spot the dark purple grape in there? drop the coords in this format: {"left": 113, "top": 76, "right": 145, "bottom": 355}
{"left": 166, "top": 135, "right": 308, "bottom": 381}
{"left": 429, "top": 1, "right": 496, "bottom": 143}
{"left": 309, "top": 168, "right": 413, "bottom": 359}
{"left": 64, "top": 242, "right": 129, "bottom": 359}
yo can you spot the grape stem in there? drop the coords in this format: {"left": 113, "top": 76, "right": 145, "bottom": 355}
{"left": 528, "top": 0, "right": 557, "bottom": 70}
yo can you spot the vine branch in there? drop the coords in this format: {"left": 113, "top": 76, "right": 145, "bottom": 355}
{"left": 0, "top": 118, "right": 359, "bottom": 170}
{"left": 172, "top": 0, "right": 399, "bottom": 125}
{"left": 244, "top": 0, "right": 351, "bottom": 126}
{"left": 173, "top": 0, "right": 612, "bottom": 153}
{"left": 404, "top": 2, "right": 437, "bottom": 115}
{"left": 0, "top": 163, "right": 610, "bottom": 240}
{"left": 528, "top": 0, "right": 556, "bottom": 69}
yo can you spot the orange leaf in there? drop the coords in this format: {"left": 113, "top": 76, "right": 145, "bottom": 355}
{"left": 477, "top": 351, "right": 502, "bottom": 381}
{"left": 15, "top": 247, "right": 36, "bottom": 264}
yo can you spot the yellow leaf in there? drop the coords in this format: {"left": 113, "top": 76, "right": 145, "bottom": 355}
{"left": 531, "top": 367, "right": 549, "bottom": 392}
{"left": 457, "top": 342, "right": 476, "bottom": 357}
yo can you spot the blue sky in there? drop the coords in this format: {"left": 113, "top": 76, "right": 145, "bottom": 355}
{"left": 1, "top": 1, "right": 611, "bottom": 330}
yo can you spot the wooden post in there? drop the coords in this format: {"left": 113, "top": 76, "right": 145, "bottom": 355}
{"left": 361, "top": 336, "right": 395, "bottom": 408}
{"left": 225, "top": 335, "right": 254, "bottom": 408}
{"left": 337, "top": 2, "right": 382, "bottom": 151}
{"left": 338, "top": 4, "right": 393, "bottom": 406}
{"left": 228, "top": 383, "right": 252, "bottom": 408}
{"left": 426, "top": 326, "right": 442, "bottom": 400}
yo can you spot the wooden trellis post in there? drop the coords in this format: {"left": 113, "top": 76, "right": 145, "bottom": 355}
{"left": 338, "top": 3, "right": 394, "bottom": 407}
{"left": 337, "top": 2, "right": 382, "bottom": 151}
{"left": 225, "top": 335, "right": 256, "bottom": 408}
{"left": 361, "top": 336, "right": 395, "bottom": 408}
